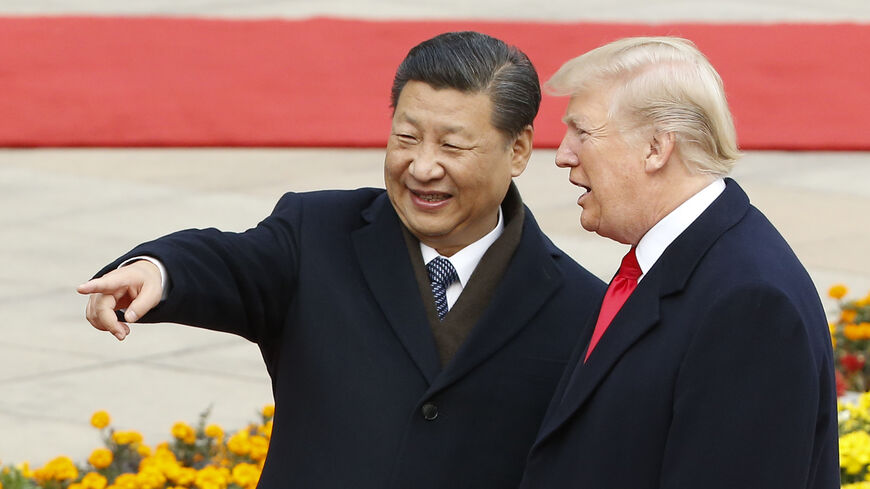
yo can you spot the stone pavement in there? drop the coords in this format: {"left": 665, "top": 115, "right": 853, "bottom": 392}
{"left": 2, "top": 0, "right": 870, "bottom": 467}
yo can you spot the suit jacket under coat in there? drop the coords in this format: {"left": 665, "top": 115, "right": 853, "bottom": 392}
{"left": 102, "top": 187, "right": 605, "bottom": 489}
{"left": 519, "top": 179, "right": 840, "bottom": 488}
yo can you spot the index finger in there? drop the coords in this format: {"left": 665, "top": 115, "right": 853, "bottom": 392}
{"left": 77, "top": 273, "right": 127, "bottom": 295}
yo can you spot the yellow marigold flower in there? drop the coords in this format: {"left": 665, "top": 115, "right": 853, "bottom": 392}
{"left": 250, "top": 436, "right": 269, "bottom": 461}
{"left": 830, "top": 284, "right": 849, "bottom": 300}
{"left": 172, "top": 467, "right": 197, "bottom": 486}
{"left": 171, "top": 421, "right": 197, "bottom": 445}
{"left": 81, "top": 472, "right": 108, "bottom": 489}
{"left": 17, "top": 462, "right": 32, "bottom": 478}
{"left": 90, "top": 410, "right": 111, "bottom": 429}
{"left": 137, "top": 444, "right": 152, "bottom": 458}
{"left": 833, "top": 336, "right": 837, "bottom": 349}
{"left": 227, "top": 430, "right": 251, "bottom": 456}
{"left": 88, "top": 448, "right": 113, "bottom": 469}
{"left": 136, "top": 466, "right": 167, "bottom": 489}
{"left": 232, "top": 463, "right": 261, "bottom": 489}
{"left": 259, "top": 420, "right": 273, "bottom": 439}
{"left": 113, "top": 473, "right": 138, "bottom": 489}
{"left": 860, "top": 322, "right": 870, "bottom": 340}
{"left": 69, "top": 484, "right": 82, "bottom": 489}
{"left": 262, "top": 404, "right": 275, "bottom": 419}
{"left": 194, "top": 466, "right": 230, "bottom": 489}
{"left": 205, "top": 424, "right": 224, "bottom": 440}
{"left": 112, "top": 430, "right": 144, "bottom": 446}
{"left": 34, "top": 456, "right": 78, "bottom": 482}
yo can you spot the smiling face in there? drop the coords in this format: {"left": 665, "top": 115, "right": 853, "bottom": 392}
{"left": 384, "top": 81, "right": 532, "bottom": 256}
{"left": 555, "top": 89, "right": 653, "bottom": 245}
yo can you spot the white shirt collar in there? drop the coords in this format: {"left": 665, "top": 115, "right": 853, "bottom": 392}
{"left": 420, "top": 206, "right": 504, "bottom": 287}
{"left": 635, "top": 178, "right": 726, "bottom": 279}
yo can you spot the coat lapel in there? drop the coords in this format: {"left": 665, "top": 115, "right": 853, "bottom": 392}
{"left": 533, "top": 178, "right": 752, "bottom": 448}
{"left": 428, "top": 211, "right": 563, "bottom": 393}
{"left": 352, "top": 194, "right": 441, "bottom": 384}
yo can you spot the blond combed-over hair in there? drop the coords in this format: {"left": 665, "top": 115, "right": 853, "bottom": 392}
{"left": 547, "top": 37, "right": 741, "bottom": 176}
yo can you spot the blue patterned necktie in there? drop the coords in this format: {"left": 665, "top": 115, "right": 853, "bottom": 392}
{"left": 427, "top": 257, "right": 459, "bottom": 321}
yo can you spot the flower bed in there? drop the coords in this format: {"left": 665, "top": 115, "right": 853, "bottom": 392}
{"left": 0, "top": 405, "right": 273, "bottom": 489}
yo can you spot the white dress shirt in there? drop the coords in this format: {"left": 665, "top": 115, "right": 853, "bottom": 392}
{"left": 635, "top": 178, "right": 726, "bottom": 282}
{"left": 420, "top": 206, "right": 505, "bottom": 310}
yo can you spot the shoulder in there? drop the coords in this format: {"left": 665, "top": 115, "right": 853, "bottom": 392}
{"left": 272, "top": 187, "right": 385, "bottom": 214}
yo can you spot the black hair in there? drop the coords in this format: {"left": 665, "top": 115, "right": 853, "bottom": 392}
{"left": 390, "top": 31, "right": 541, "bottom": 139}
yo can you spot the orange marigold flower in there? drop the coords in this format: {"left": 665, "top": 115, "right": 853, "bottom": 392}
{"left": 829, "top": 284, "right": 848, "bottom": 300}
{"left": 90, "top": 411, "right": 111, "bottom": 429}
{"left": 262, "top": 404, "right": 275, "bottom": 419}
{"left": 843, "top": 309, "right": 858, "bottom": 324}
{"left": 844, "top": 323, "right": 863, "bottom": 341}
{"left": 88, "top": 448, "right": 113, "bottom": 470}
{"left": 859, "top": 322, "right": 870, "bottom": 340}
{"left": 171, "top": 422, "right": 197, "bottom": 445}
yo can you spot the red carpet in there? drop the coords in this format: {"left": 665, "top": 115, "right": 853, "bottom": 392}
{"left": 1, "top": 17, "right": 867, "bottom": 150}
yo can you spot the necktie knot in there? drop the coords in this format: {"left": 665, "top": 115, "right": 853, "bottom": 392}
{"left": 427, "top": 257, "right": 458, "bottom": 321}
{"left": 617, "top": 247, "right": 642, "bottom": 281}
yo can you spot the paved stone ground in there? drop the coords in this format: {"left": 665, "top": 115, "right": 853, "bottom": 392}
{"left": 2, "top": 0, "right": 869, "bottom": 467}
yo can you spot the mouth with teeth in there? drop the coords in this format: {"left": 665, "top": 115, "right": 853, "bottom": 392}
{"left": 412, "top": 189, "right": 452, "bottom": 207}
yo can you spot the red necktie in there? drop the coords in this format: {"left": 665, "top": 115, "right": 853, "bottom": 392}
{"left": 585, "top": 247, "right": 642, "bottom": 362}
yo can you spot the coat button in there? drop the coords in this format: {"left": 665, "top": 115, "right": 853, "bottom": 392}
{"left": 421, "top": 403, "right": 438, "bottom": 420}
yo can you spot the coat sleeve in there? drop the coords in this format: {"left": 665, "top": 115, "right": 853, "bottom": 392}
{"left": 658, "top": 284, "right": 835, "bottom": 488}
{"left": 98, "top": 192, "right": 303, "bottom": 344}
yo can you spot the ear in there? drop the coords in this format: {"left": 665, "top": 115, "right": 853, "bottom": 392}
{"left": 644, "top": 131, "right": 675, "bottom": 174}
{"left": 509, "top": 125, "right": 534, "bottom": 177}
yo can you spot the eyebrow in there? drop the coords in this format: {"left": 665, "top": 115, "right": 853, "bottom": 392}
{"left": 562, "top": 114, "right": 583, "bottom": 128}
{"left": 399, "top": 113, "right": 467, "bottom": 135}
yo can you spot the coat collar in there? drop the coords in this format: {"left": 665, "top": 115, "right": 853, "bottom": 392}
{"left": 352, "top": 186, "right": 564, "bottom": 391}
{"left": 533, "top": 178, "right": 751, "bottom": 448}
{"left": 353, "top": 193, "right": 442, "bottom": 384}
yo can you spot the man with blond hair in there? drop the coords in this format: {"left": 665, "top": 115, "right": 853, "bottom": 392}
{"left": 519, "top": 37, "right": 839, "bottom": 488}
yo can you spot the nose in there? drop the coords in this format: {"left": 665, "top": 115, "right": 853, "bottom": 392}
{"left": 408, "top": 144, "right": 445, "bottom": 181}
{"left": 555, "top": 133, "right": 578, "bottom": 168}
